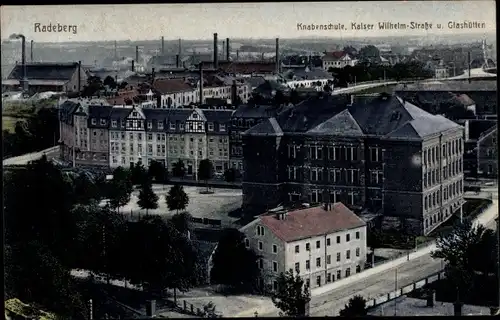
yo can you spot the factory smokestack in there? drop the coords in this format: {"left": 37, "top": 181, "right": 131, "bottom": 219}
{"left": 176, "top": 55, "right": 180, "bottom": 68}
{"left": 30, "top": 40, "right": 34, "bottom": 62}
{"left": 213, "top": 33, "right": 218, "bottom": 69}
{"left": 226, "top": 38, "right": 230, "bottom": 61}
{"left": 131, "top": 60, "right": 135, "bottom": 72}
{"left": 199, "top": 64, "right": 204, "bottom": 105}
{"left": 275, "top": 38, "right": 280, "bottom": 74}
{"left": 468, "top": 51, "right": 471, "bottom": 83}
{"left": 161, "top": 36, "right": 164, "bottom": 55}
{"left": 178, "top": 38, "right": 182, "bottom": 56}
{"left": 78, "top": 61, "right": 82, "bottom": 92}
{"left": 222, "top": 40, "right": 225, "bottom": 61}
{"left": 21, "top": 37, "right": 27, "bottom": 91}
{"left": 136, "top": 46, "right": 139, "bottom": 64}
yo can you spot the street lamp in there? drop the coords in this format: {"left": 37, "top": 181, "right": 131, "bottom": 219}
{"left": 9, "top": 33, "right": 28, "bottom": 92}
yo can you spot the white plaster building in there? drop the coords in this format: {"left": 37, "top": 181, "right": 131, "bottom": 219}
{"left": 240, "top": 203, "right": 367, "bottom": 291}
{"left": 322, "top": 52, "right": 358, "bottom": 70}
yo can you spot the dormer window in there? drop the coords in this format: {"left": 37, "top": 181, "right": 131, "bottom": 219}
{"left": 208, "top": 122, "right": 214, "bottom": 131}
{"left": 147, "top": 120, "right": 152, "bottom": 129}
{"left": 132, "top": 111, "right": 138, "bottom": 117}
{"left": 100, "top": 119, "right": 106, "bottom": 125}
{"left": 170, "top": 123, "right": 176, "bottom": 130}
{"left": 91, "top": 118, "right": 97, "bottom": 125}
{"left": 180, "top": 122, "right": 185, "bottom": 130}
{"left": 112, "top": 120, "right": 117, "bottom": 128}
{"left": 158, "top": 122, "right": 164, "bottom": 130}
{"left": 220, "top": 124, "right": 226, "bottom": 131}
{"left": 193, "top": 113, "right": 198, "bottom": 119}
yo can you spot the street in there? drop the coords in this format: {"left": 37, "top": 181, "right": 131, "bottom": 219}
{"left": 306, "top": 198, "right": 498, "bottom": 317}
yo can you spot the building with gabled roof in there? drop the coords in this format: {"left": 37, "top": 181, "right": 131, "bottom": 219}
{"left": 240, "top": 202, "right": 367, "bottom": 291}
{"left": 3, "top": 62, "right": 88, "bottom": 94}
{"left": 241, "top": 93, "right": 465, "bottom": 236}
{"left": 321, "top": 52, "right": 357, "bottom": 70}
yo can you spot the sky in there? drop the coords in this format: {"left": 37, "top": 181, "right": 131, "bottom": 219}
{"left": 1, "top": 1, "right": 496, "bottom": 42}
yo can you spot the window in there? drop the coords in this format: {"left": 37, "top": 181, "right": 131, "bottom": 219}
{"left": 287, "top": 144, "right": 297, "bottom": 158}
{"left": 295, "top": 245, "right": 300, "bottom": 253}
{"left": 310, "top": 167, "right": 321, "bottom": 181}
{"left": 316, "top": 240, "right": 321, "bottom": 249}
{"left": 306, "top": 243, "right": 310, "bottom": 251}
{"left": 258, "top": 241, "right": 263, "bottom": 251}
{"left": 295, "top": 262, "right": 300, "bottom": 273}
{"left": 326, "top": 255, "right": 331, "bottom": 264}
{"left": 220, "top": 124, "right": 226, "bottom": 131}
{"left": 147, "top": 121, "right": 152, "bottom": 129}
{"left": 306, "top": 279, "right": 310, "bottom": 288}
{"left": 91, "top": 118, "right": 96, "bottom": 125}
{"left": 346, "top": 268, "right": 351, "bottom": 277}
{"left": 336, "top": 252, "right": 341, "bottom": 262}
{"left": 334, "top": 146, "right": 342, "bottom": 160}
{"left": 356, "top": 248, "right": 360, "bottom": 257}
{"left": 273, "top": 261, "right": 278, "bottom": 272}
{"left": 356, "top": 265, "right": 361, "bottom": 273}
{"left": 244, "top": 238, "right": 250, "bottom": 248}
{"left": 370, "top": 147, "right": 380, "bottom": 162}
{"left": 346, "top": 250, "right": 351, "bottom": 259}
{"left": 327, "top": 273, "right": 332, "bottom": 283}
{"left": 336, "top": 236, "right": 341, "bottom": 244}
{"left": 337, "top": 270, "right": 341, "bottom": 280}
{"left": 346, "top": 146, "right": 358, "bottom": 161}
{"left": 257, "top": 225, "right": 265, "bottom": 236}
{"left": 306, "top": 260, "right": 310, "bottom": 270}
{"left": 272, "top": 244, "right": 278, "bottom": 253}
{"left": 112, "top": 120, "right": 117, "bottom": 127}
{"left": 346, "top": 234, "right": 350, "bottom": 242}
{"left": 288, "top": 166, "right": 297, "bottom": 180}
{"left": 309, "top": 145, "right": 323, "bottom": 160}
{"left": 147, "top": 133, "right": 153, "bottom": 141}
{"left": 356, "top": 231, "right": 360, "bottom": 239}
{"left": 208, "top": 122, "right": 214, "bottom": 131}
{"left": 316, "top": 276, "right": 322, "bottom": 287}
{"left": 326, "top": 238, "right": 331, "bottom": 246}
{"left": 316, "top": 257, "right": 321, "bottom": 267}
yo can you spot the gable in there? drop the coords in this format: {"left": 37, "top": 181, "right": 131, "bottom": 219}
{"left": 187, "top": 109, "right": 206, "bottom": 122}
{"left": 126, "top": 107, "right": 143, "bottom": 120}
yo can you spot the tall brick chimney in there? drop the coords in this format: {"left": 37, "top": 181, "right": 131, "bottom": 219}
{"left": 131, "top": 60, "right": 135, "bottom": 72}
{"left": 226, "top": 38, "right": 230, "bottom": 61}
{"left": 176, "top": 55, "right": 180, "bottom": 68}
{"left": 78, "top": 61, "right": 82, "bottom": 92}
{"left": 30, "top": 40, "right": 34, "bottom": 62}
{"left": 275, "top": 38, "right": 280, "bottom": 74}
{"left": 199, "top": 64, "right": 204, "bottom": 104}
{"left": 161, "top": 36, "right": 164, "bottom": 55}
{"left": 135, "top": 46, "right": 139, "bottom": 64}
{"left": 178, "top": 38, "right": 182, "bottom": 56}
{"left": 213, "top": 33, "right": 218, "bottom": 69}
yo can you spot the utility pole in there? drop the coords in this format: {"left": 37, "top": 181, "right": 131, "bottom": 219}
{"left": 394, "top": 269, "right": 398, "bottom": 316}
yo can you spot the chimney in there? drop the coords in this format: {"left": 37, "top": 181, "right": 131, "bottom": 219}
{"left": 78, "top": 61, "right": 82, "bottom": 93}
{"left": 236, "top": 50, "right": 240, "bottom": 61}
{"left": 199, "top": 64, "right": 204, "bottom": 104}
{"left": 151, "top": 68, "right": 156, "bottom": 84}
{"left": 226, "top": 38, "right": 230, "bottom": 61}
{"left": 275, "top": 38, "right": 280, "bottom": 73}
{"left": 222, "top": 40, "right": 225, "bottom": 60}
{"left": 135, "top": 46, "right": 139, "bottom": 64}
{"left": 231, "top": 80, "right": 237, "bottom": 105}
{"left": 131, "top": 60, "right": 135, "bottom": 72}
{"left": 161, "top": 36, "right": 165, "bottom": 55}
{"left": 426, "top": 290, "right": 436, "bottom": 307}
{"left": 176, "top": 55, "right": 180, "bottom": 68}
{"left": 213, "top": 33, "right": 219, "bottom": 69}
{"left": 20, "top": 36, "right": 28, "bottom": 92}
{"left": 453, "top": 302, "right": 463, "bottom": 317}
{"left": 30, "top": 40, "right": 34, "bottom": 62}
{"left": 178, "top": 38, "right": 182, "bottom": 56}
{"left": 114, "top": 40, "right": 117, "bottom": 59}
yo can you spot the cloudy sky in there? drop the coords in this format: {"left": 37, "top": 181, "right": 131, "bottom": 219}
{"left": 1, "top": 1, "right": 496, "bottom": 42}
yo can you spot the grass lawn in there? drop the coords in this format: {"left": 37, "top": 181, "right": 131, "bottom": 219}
{"left": 2, "top": 116, "right": 26, "bottom": 133}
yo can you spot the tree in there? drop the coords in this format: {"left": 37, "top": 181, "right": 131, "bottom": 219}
{"left": 271, "top": 269, "right": 311, "bottom": 317}
{"left": 137, "top": 178, "right": 159, "bottom": 215}
{"left": 431, "top": 221, "right": 486, "bottom": 304}
{"left": 130, "top": 161, "right": 148, "bottom": 185}
{"left": 210, "top": 228, "right": 261, "bottom": 293}
{"left": 290, "top": 89, "right": 301, "bottom": 104}
{"left": 323, "top": 84, "right": 332, "bottom": 93}
{"left": 171, "top": 211, "right": 193, "bottom": 237}
{"left": 71, "top": 172, "right": 100, "bottom": 204}
{"left": 198, "top": 159, "right": 214, "bottom": 192}
{"left": 148, "top": 160, "right": 168, "bottom": 183}
{"left": 342, "top": 45, "right": 358, "bottom": 58}
{"left": 273, "top": 90, "right": 286, "bottom": 107}
{"left": 103, "top": 75, "right": 117, "bottom": 89}
{"left": 172, "top": 160, "right": 186, "bottom": 179}
{"left": 108, "top": 167, "right": 133, "bottom": 213}
{"left": 339, "top": 295, "right": 367, "bottom": 317}
{"left": 358, "top": 45, "right": 380, "bottom": 61}
{"left": 166, "top": 184, "right": 189, "bottom": 214}
{"left": 200, "top": 302, "right": 220, "bottom": 318}
{"left": 81, "top": 76, "right": 104, "bottom": 97}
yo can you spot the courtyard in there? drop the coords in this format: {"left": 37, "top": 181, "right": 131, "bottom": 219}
{"left": 119, "top": 184, "right": 242, "bottom": 226}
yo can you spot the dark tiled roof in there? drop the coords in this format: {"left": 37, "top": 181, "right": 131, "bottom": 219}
{"left": 243, "top": 117, "right": 283, "bottom": 136}
{"left": 109, "top": 107, "right": 132, "bottom": 120}
{"left": 307, "top": 109, "right": 364, "bottom": 137}
{"left": 232, "top": 104, "right": 280, "bottom": 118}
{"left": 201, "top": 61, "right": 276, "bottom": 74}
{"left": 152, "top": 78, "right": 195, "bottom": 94}
{"left": 202, "top": 110, "right": 233, "bottom": 123}
{"left": 254, "top": 80, "right": 290, "bottom": 94}
{"left": 167, "top": 109, "right": 193, "bottom": 122}
{"left": 322, "top": 51, "right": 348, "bottom": 61}
{"left": 59, "top": 100, "right": 80, "bottom": 124}
{"left": 395, "top": 80, "right": 497, "bottom": 92}
{"left": 8, "top": 62, "right": 79, "bottom": 81}
{"left": 88, "top": 105, "right": 113, "bottom": 118}
{"left": 260, "top": 203, "right": 366, "bottom": 242}
{"left": 286, "top": 68, "right": 334, "bottom": 81}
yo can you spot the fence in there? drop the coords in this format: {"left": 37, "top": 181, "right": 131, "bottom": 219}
{"left": 366, "top": 238, "right": 436, "bottom": 269}
{"left": 123, "top": 210, "right": 224, "bottom": 229}
{"left": 365, "top": 269, "right": 446, "bottom": 309}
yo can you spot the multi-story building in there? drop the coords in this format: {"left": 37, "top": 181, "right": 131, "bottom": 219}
{"left": 153, "top": 78, "right": 199, "bottom": 108}
{"left": 281, "top": 67, "right": 334, "bottom": 90}
{"left": 229, "top": 104, "right": 287, "bottom": 172}
{"left": 321, "top": 52, "right": 357, "bottom": 70}
{"left": 477, "top": 125, "right": 498, "bottom": 177}
{"left": 240, "top": 203, "right": 367, "bottom": 291}
{"left": 241, "top": 93, "right": 464, "bottom": 236}
{"left": 203, "top": 110, "right": 232, "bottom": 174}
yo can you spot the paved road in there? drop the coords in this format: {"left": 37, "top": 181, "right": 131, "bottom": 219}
{"left": 307, "top": 199, "right": 498, "bottom": 317}
{"left": 3, "top": 146, "right": 60, "bottom": 166}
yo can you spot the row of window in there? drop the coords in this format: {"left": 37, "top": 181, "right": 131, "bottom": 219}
{"left": 306, "top": 265, "right": 362, "bottom": 288}
{"left": 289, "top": 190, "right": 363, "bottom": 206}
{"left": 288, "top": 145, "right": 381, "bottom": 162}
{"left": 296, "top": 249, "right": 361, "bottom": 272}
{"left": 101, "top": 118, "right": 227, "bottom": 132}
{"left": 424, "top": 180, "right": 463, "bottom": 211}
{"left": 423, "top": 139, "right": 462, "bottom": 166}
{"left": 287, "top": 167, "right": 384, "bottom": 185}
